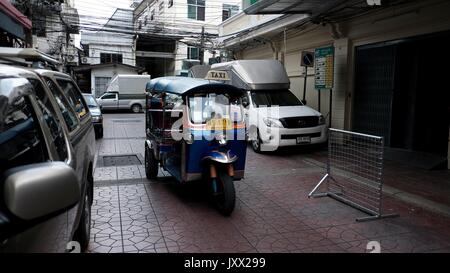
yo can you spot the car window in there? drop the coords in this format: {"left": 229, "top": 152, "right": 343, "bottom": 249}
{"left": 102, "top": 93, "right": 116, "bottom": 100}
{"left": 56, "top": 79, "right": 88, "bottom": 120}
{"left": 0, "top": 77, "right": 49, "bottom": 174}
{"left": 43, "top": 77, "right": 79, "bottom": 132}
{"left": 83, "top": 95, "right": 99, "bottom": 107}
{"left": 30, "top": 79, "right": 68, "bottom": 161}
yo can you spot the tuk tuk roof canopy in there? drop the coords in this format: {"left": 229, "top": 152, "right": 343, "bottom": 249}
{"left": 146, "top": 76, "right": 243, "bottom": 96}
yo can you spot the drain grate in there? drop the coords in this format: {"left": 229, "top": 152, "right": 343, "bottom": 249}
{"left": 102, "top": 155, "right": 142, "bottom": 167}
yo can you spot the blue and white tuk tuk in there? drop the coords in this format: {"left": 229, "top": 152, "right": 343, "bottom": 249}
{"left": 144, "top": 77, "right": 247, "bottom": 215}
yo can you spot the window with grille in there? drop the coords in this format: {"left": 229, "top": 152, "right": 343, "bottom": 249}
{"left": 187, "top": 46, "right": 199, "bottom": 60}
{"left": 188, "top": 0, "right": 205, "bottom": 21}
{"left": 100, "top": 53, "right": 123, "bottom": 64}
{"left": 33, "top": 15, "right": 46, "bottom": 37}
{"left": 222, "top": 4, "right": 239, "bottom": 21}
{"left": 159, "top": 1, "right": 164, "bottom": 14}
{"left": 95, "top": 77, "right": 112, "bottom": 97}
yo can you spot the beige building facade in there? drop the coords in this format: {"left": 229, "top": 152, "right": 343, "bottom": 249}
{"left": 219, "top": 0, "right": 450, "bottom": 169}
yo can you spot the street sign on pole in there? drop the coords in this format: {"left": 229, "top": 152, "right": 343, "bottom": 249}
{"left": 301, "top": 51, "right": 314, "bottom": 104}
{"left": 314, "top": 46, "right": 334, "bottom": 90}
{"left": 301, "top": 51, "right": 314, "bottom": 67}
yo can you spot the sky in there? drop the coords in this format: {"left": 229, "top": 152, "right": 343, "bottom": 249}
{"left": 73, "top": 0, "right": 132, "bottom": 47}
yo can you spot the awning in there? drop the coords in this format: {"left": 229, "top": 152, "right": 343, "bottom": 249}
{"left": 244, "top": 0, "right": 347, "bottom": 15}
{"left": 0, "top": 0, "right": 31, "bottom": 39}
{"left": 72, "top": 63, "right": 145, "bottom": 73}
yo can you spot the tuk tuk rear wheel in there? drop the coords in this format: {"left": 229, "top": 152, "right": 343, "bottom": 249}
{"left": 145, "top": 146, "right": 158, "bottom": 179}
{"left": 213, "top": 170, "right": 236, "bottom": 216}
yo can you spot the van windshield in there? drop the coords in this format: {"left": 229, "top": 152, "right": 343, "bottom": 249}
{"left": 188, "top": 92, "right": 243, "bottom": 124}
{"left": 251, "top": 90, "right": 303, "bottom": 107}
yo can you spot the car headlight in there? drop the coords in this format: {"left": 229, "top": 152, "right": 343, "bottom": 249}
{"left": 318, "top": 115, "right": 325, "bottom": 125}
{"left": 92, "top": 116, "right": 102, "bottom": 122}
{"left": 263, "top": 117, "right": 283, "bottom": 128}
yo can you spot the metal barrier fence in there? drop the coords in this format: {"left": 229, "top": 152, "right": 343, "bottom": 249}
{"left": 309, "top": 128, "right": 398, "bottom": 222}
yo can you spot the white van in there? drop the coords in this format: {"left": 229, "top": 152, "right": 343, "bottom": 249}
{"left": 97, "top": 74, "right": 150, "bottom": 113}
{"left": 210, "top": 60, "right": 327, "bottom": 152}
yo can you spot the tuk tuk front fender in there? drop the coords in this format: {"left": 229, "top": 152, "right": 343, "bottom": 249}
{"left": 202, "top": 150, "right": 238, "bottom": 164}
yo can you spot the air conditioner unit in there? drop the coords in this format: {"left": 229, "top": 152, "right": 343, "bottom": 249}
{"left": 81, "top": 57, "right": 88, "bottom": 64}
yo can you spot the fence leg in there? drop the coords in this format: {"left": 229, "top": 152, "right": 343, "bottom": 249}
{"left": 308, "top": 173, "right": 329, "bottom": 198}
{"left": 356, "top": 213, "right": 399, "bottom": 222}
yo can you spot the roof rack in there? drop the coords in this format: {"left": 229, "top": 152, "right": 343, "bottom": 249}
{"left": 0, "top": 47, "right": 60, "bottom": 70}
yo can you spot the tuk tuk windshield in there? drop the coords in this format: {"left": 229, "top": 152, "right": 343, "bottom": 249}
{"left": 188, "top": 93, "right": 243, "bottom": 124}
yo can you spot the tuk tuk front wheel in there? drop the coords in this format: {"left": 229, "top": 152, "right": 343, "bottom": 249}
{"left": 212, "top": 170, "right": 236, "bottom": 216}
{"left": 145, "top": 146, "right": 158, "bottom": 179}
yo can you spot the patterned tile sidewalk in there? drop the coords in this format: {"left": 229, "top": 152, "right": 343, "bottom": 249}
{"left": 88, "top": 114, "right": 450, "bottom": 253}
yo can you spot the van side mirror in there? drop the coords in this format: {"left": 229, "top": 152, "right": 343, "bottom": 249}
{"left": 242, "top": 96, "right": 249, "bottom": 108}
{"left": 3, "top": 162, "right": 80, "bottom": 221}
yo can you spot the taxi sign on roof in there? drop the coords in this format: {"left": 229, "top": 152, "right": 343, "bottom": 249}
{"left": 205, "top": 70, "right": 230, "bottom": 81}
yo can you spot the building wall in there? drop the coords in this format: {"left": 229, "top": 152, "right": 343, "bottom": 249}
{"left": 33, "top": 3, "right": 79, "bottom": 69}
{"left": 90, "top": 66, "right": 139, "bottom": 96}
{"left": 82, "top": 8, "right": 135, "bottom": 67}
{"left": 134, "top": 0, "right": 241, "bottom": 75}
{"left": 82, "top": 36, "right": 136, "bottom": 66}
{"left": 225, "top": 0, "right": 450, "bottom": 128}
{"left": 222, "top": 0, "right": 450, "bottom": 167}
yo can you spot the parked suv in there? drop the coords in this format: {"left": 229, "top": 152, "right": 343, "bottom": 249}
{"left": 0, "top": 65, "right": 95, "bottom": 253}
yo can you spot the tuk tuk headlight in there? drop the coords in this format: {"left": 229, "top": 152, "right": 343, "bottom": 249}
{"left": 217, "top": 136, "right": 227, "bottom": 146}
{"left": 263, "top": 117, "right": 283, "bottom": 128}
{"left": 318, "top": 115, "right": 325, "bottom": 125}
{"left": 185, "top": 133, "right": 194, "bottom": 144}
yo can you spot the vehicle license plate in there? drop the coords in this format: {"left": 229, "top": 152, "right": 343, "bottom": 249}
{"left": 296, "top": 136, "right": 311, "bottom": 144}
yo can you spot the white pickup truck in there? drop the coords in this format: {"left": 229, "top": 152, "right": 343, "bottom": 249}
{"left": 209, "top": 60, "right": 328, "bottom": 152}
{"left": 97, "top": 74, "right": 150, "bottom": 113}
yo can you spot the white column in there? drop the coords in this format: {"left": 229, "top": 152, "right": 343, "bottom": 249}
{"left": 332, "top": 38, "right": 350, "bottom": 130}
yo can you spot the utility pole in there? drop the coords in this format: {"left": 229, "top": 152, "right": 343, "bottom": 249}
{"left": 199, "top": 26, "right": 205, "bottom": 65}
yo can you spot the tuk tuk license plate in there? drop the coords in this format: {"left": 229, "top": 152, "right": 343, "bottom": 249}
{"left": 206, "top": 118, "right": 233, "bottom": 130}
{"left": 296, "top": 136, "right": 311, "bottom": 144}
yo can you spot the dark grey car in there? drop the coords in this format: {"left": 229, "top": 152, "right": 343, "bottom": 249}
{"left": 0, "top": 65, "right": 95, "bottom": 253}
{"left": 83, "top": 93, "right": 103, "bottom": 139}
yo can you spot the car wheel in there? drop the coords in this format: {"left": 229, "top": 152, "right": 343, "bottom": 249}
{"left": 145, "top": 145, "right": 158, "bottom": 179}
{"left": 131, "top": 104, "right": 142, "bottom": 113}
{"left": 251, "top": 130, "right": 262, "bottom": 153}
{"left": 97, "top": 126, "right": 103, "bottom": 138}
{"left": 73, "top": 189, "right": 91, "bottom": 252}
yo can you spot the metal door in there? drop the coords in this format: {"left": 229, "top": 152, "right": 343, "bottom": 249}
{"left": 353, "top": 44, "right": 396, "bottom": 146}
